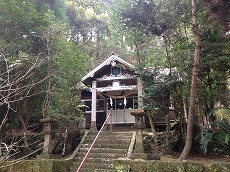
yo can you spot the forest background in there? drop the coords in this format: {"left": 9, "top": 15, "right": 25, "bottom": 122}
{"left": 0, "top": 0, "right": 229, "bottom": 162}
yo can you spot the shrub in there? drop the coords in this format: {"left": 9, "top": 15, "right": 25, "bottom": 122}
{"left": 200, "top": 118, "right": 230, "bottom": 155}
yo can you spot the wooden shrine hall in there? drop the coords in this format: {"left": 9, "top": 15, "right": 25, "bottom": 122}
{"left": 81, "top": 53, "right": 143, "bottom": 129}
{"left": 80, "top": 53, "right": 176, "bottom": 130}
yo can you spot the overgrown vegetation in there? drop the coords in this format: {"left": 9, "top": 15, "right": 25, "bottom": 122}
{"left": 200, "top": 118, "right": 230, "bottom": 155}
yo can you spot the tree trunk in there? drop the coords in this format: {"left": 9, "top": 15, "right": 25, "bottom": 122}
{"left": 18, "top": 101, "right": 30, "bottom": 151}
{"left": 165, "top": 113, "right": 171, "bottom": 149}
{"left": 179, "top": 0, "right": 200, "bottom": 160}
{"left": 0, "top": 136, "right": 2, "bottom": 156}
{"left": 62, "top": 127, "right": 68, "bottom": 156}
{"left": 147, "top": 110, "right": 158, "bottom": 144}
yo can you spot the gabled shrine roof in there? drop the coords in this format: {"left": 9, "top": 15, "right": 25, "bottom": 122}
{"left": 82, "top": 53, "right": 135, "bottom": 84}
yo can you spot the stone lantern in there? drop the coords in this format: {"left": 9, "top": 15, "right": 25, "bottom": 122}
{"left": 130, "top": 109, "right": 147, "bottom": 159}
{"left": 77, "top": 104, "right": 88, "bottom": 129}
{"left": 130, "top": 109, "right": 146, "bottom": 129}
{"left": 130, "top": 109, "right": 160, "bottom": 160}
{"left": 39, "top": 117, "right": 55, "bottom": 159}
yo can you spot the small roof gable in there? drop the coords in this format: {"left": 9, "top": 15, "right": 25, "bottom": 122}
{"left": 82, "top": 53, "right": 135, "bottom": 83}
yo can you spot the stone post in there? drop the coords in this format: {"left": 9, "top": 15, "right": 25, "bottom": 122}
{"left": 137, "top": 77, "right": 143, "bottom": 109}
{"left": 130, "top": 110, "right": 147, "bottom": 160}
{"left": 91, "top": 80, "right": 97, "bottom": 130}
{"left": 77, "top": 104, "right": 88, "bottom": 129}
{"left": 39, "top": 118, "right": 54, "bottom": 159}
{"left": 130, "top": 110, "right": 160, "bottom": 160}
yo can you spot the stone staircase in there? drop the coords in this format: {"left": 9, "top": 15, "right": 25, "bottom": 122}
{"left": 70, "top": 130, "right": 133, "bottom": 172}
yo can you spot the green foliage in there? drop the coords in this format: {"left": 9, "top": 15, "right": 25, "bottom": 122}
{"left": 140, "top": 68, "right": 181, "bottom": 111}
{"left": 198, "top": 24, "right": 230, "bottom": 113}
{"left": 0, "top": 0, "right": 68, "bottom": 57}
{"left": 55, "top": 41, "right": 86, "bottom": 83}
{"left": 120, "top": 0, "right": 168, "bottom": 36}
{"left": 49, "top": 39, "right": 87, "bottom": 124}
{"left": 36, "top": 0, "right": 67, "bottom": 20}
{"left": 0, "top": 0, "right": 85, "bottom": 159}
{"left": 66, "top": 1, "right": 109, "bottom": 44}
{"left": 50, "top": 88, "right": 83, "bottom": 125}
{"left": 214, "top": 108, "right": 230, "bottom": 121}
{"left": 65, "top": 0, "right": 116, "bottom": 67}
{"left": 143, "top": 135, "right": 155, "bottom": 153}
{"left": 200, "top": 118, "right": 230, "bottom": 155}
{"left": 0, "top": 0, "right": 45, "bottom": 56}
{"left": 115, "top": 0, "right": 192, "bottom": 36}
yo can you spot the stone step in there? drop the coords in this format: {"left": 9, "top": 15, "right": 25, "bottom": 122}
{"left": 79, "top": 147, "right": 127, "bottom": 154}
{"left": 72, "top": 162, "right": 113, "bottom": 169}
{"left": 70, "top": 167, "right": 114, "bottom": 172}
{"left": 69, "top": 131, "right": 132, "bottom": 172}
{"left": 81, "top": 143, "right": 130, "bottom": 149}
{"left": 86, "top": 134, "right": 132, "bottom": 140}
{"left": 74, "top": 157, "right": 114, "bottom": 163}
{"left": 76, "top": 152, "right": 126, "bottom": 159}
{"left": 88, "top": 131, "right": 133, "bottom": 136}
{"left": 84, "top": 138, "right": 130, "bottom": 144}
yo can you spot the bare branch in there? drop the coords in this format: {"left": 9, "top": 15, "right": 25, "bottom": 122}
{"left": 0, "top": 51, "right": 54, "bottom": 131}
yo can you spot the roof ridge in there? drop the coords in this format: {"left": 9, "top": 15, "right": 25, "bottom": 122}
{"left": 82, "top": 53, "right": 135, "bottom": 82}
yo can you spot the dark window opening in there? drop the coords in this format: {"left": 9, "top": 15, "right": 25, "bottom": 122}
{"left": 111, "top": 66, "right": 121, "bottom": 76}
{"left": 97, "top": 100, "right": 105, "bottom": 111}
{"left": 126, "top": 98, "right": 133, "bottom": 109}
{"left": 116, "top": 98, "right": 124, "bottom": 110}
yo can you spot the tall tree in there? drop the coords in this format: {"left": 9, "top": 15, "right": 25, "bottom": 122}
{"left": 0, "top": 0, "right": 86, "bottom": 159}
{"left": 179, "top": 0, "right": 201, "bottom": 160}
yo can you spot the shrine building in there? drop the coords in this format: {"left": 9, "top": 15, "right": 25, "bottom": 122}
{"left": 81, "top": 53, "right": 142, "bottom": 129}
{"left": 80, "top": 53, "right": 177, "bottom": 130}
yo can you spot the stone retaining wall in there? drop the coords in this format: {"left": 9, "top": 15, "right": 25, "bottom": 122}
{"left": 114, "top": 159, "right": 230, "bottom": 172}
{"left": 0, "top": 159, "right": 72, "bottom": 172}
{"left": 1, "top": 159, "right": 229, "bottom": 172}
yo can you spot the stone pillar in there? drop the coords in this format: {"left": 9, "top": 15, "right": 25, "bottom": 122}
{"left": 131, "top": 121, "right": 147, "bottom": 160}
{"left": 43, "top": 123, "right": 52, "bottom": 154}
{"left": 130, "top": 110, "right": 146, "bottom": 159}
{"left": 137, "top": 77, "right": 146, "bottom": 127}
{"left": 130, "top": 110, "right": 160, "bottom": 160}
{"left": 137, "top": 77, "right": 143, "bottom": 109}
{"left": 135, "top": 129, "right": 145, "bottom": 153}
{"left": 39, "top": 118, "right": 54, "bottom": 159}
{"left": 91, "top": 80, "right": 97, "bottom": 130}
{"left": 77, "top": 104, "right": 88, "bottom": 129}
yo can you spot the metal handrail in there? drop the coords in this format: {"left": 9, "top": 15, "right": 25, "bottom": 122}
{"left": 76, "top": 112, "right": 112, "bottom": 172}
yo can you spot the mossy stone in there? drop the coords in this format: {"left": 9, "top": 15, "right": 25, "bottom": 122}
{"left": 113, "top": 159, "right": 230, "bottom": 172}
{"left": 130, "top": 109, "right": 147, "bottom": 116}
{"left": 184, "top": 162, "right": 205, "bottom": 172}
{"left": 0, "top": 159, "right": 72, "bottom": 172}
{"left": 207, "top": 163, "right": 230, "bottom": 172}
